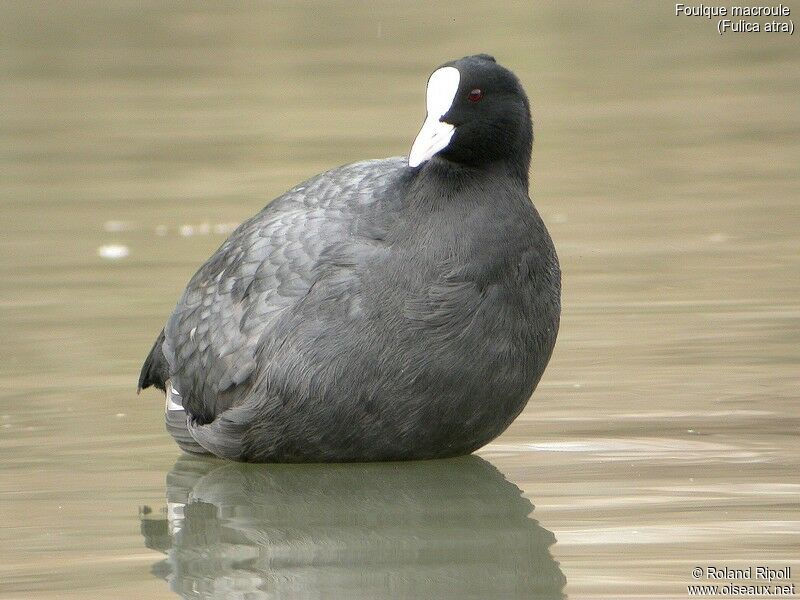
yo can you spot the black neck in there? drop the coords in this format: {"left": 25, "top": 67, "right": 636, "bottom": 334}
{"left": 412, "top": 155, "right": 530, "bottom": 197}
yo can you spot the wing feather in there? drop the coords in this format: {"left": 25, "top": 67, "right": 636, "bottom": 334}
{"left": 159, "top": 158, "right": 405, "bottom": 425}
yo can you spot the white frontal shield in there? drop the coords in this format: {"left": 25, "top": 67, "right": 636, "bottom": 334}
{"left": 408, "top": 66, "right": 460, "bottom": 167}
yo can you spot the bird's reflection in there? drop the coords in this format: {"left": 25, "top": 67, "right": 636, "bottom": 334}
{"left": 140, "top": 455, "right": 566, "bottom": 599}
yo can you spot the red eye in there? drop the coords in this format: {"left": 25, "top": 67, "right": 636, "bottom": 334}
{"left": 467, "top": 88, "right": 483, "bottom": 103}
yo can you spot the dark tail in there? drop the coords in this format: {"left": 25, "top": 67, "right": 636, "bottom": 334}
{"left": 138, "top": 329, "right": 169, "bottom": 393}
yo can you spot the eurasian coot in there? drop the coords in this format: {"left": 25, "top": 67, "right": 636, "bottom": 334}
{"left": 138, "top": 54, "right": 561, "bottom": 462}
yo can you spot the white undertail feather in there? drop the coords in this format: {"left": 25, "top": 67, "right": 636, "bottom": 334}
{"left": 166, "top": 380, "right": 183, "bottom": 412}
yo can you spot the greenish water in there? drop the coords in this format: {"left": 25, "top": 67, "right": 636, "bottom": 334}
{"left": 1, "top": 2, "right": 798, "bottom": 598}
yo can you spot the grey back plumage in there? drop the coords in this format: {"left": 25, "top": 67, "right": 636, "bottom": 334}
{"left": 162, "top": 158, "right": 407, "bottom": 427}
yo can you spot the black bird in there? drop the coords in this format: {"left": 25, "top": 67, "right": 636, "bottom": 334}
{"left": 138, "top": 54, "right": 561, "bottom": 462}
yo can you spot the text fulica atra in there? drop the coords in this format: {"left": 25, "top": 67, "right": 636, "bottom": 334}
{"left": 138, "top": 54, "right": 561, "bottom": 462}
